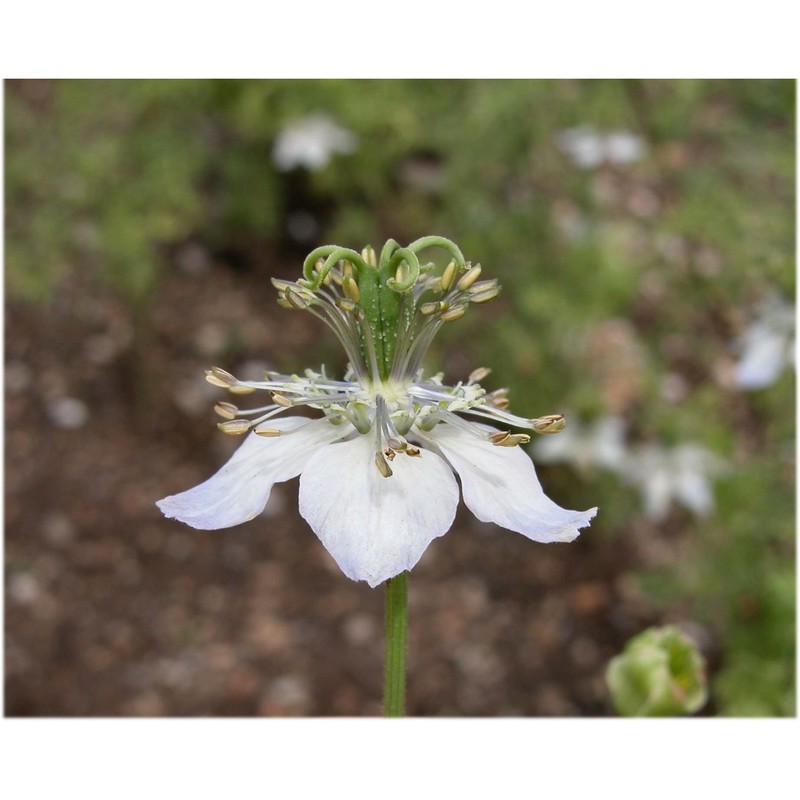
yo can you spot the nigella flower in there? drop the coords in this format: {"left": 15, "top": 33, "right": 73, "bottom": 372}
{"left": 732, "top": 292, "right": 795, "bottom": 390}
{"left": 620, "top": 443, "right": 727, "bottom": 522}
{"left": 272, "top": 113, "right": 358, "bottom": 172}
{"left": 157, "top": 238, "right": 596, "bottom": 587}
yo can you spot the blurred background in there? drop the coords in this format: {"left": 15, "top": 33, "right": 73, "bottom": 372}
{"left": 4, "top": 79, "right": 795, "bottom": 716}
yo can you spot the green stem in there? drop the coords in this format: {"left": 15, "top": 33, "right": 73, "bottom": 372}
{"left": 383, "top": 572, "right": 408, "bottom": 717}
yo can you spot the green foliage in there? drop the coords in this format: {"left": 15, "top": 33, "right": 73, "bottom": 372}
{"left": 6, "top": 79, "right": 794, "bottom": 715}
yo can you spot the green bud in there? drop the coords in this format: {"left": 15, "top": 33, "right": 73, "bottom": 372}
{"left": 606, "top": 625, "right": 708, "bottom": 717}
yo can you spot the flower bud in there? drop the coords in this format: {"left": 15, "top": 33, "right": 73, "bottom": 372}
{"left": 606, "top": 625, "right": 708, "bottom": 717}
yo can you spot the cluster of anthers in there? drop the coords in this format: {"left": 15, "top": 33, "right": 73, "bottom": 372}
{"left": 206, "top": 237, "right": 566, "bottom": 478}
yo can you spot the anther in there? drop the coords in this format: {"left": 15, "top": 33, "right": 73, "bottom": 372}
{"left": 387, "top": 437, "right": 407, "bottom": 452}
{"left": 218, "top": 420, "right": 252, "bottom": 435}
{"left": 490, "top": 431, "right": 530, "bottom": 447}
{"left": 531, "top": 414, "right": 566, "bottom": 434}
{"left": 394, "top": 262, "right": 410, "bottom": 286}
{"left": 271, "top": 393, "right": 293, "bottom": 408}
{"left": 205, "top": 367, "right": 238, "bottom": 388}
{"left": 342, "top": 274, "right": 360, "bottom": 303}
{"left": 214, "top": 402, "right": 239, "bottom": 420}
{"left": 405, "top": 447, "right": 421, "bottom": 457}
{"left": 285, "top": 287, "right": 310, "bottom": 310}
{"left": 420, "top": 302, "right": 440, "bottom": 316}
{"left": 441, "top": 304, "right": 467, "bottom": 322}
{"left": 469, "top": 366, "right": 491, "bottom": 383}
{"left": 457, "top": 264, "right": 482, "bottom": 291}
{"left": 441, "top": 260, "right": 458, "bottom": 292}
{"left": 489, "top": 431, "right": 512, "bottom": 446}
{"left": 254, "top": 427, "right": 282, "bottom": 437}
{"left": 362, "top": 245, "right": 377, "bottom": 266}
{"left": 336, "top": 297, "right": 357, "bottom": 313}
{"left": 375, "top": 452, "right": 393, "bottom": 478}
{"left": 468, "top": 282, "right": 500, "bottom": 304}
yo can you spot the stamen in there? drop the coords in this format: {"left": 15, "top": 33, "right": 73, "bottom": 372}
{"left": 272, "top": 393, "right": 293, "bottom": 408}
{"left": 375, "top": 451, "right": 393, "bottom": 478}
{"left": 214, "top": 402, "right": 239, "bottom": 420}
{"left": 342, "top": 274, "right": 360, "bottom": 303}
{"left": 441, "top": 260, "right": 458, "bottom": 292}
{"left": 440, "top": 305, "right": 467, "bottom": 322}
{"left": 254, "top": 427, "right": 282, "bottom": 437}
{"left": 531, "top": 414, "right": 566, "bottom": 434}
{"left": 468, "top": 366, "right": 491, "bottom": 383}
{"left": 457, "top": 264, "right": 482, "bottom": 291}
{"left": 217, "top": 420, "right": 252, "bottom": 435}
{"left": 205, "top": 367, "right": 238, "bottom": 388}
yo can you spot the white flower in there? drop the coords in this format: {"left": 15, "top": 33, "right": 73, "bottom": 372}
{"left": 556, "top": 126, "right": 646, "bottom": 169}
{"left": 272, "top": 114, "right": 358, "bottom": 172}
{"left": 732, "top": 293, "right": 795, "bottom": 390}
{"left": 157, "top": 240, "right": 596, "bottom": 587}
{"left": 621, "top": 443, "right": 726, "bottom": 522}
{"left": 533, "top": 414, "right": 627, "bottom": 474}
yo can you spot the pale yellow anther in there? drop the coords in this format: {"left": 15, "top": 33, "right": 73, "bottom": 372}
{"left": 468, "top": 286, "right": 500, "bottom": 304}
{"left": 336, "top": 297, "right": 357, "bottom": 313}
{"left": 342, "top": 262, "right": 353, "bottom": 278}
{"left": 362, "top": 245, "right": 377, "bottom": 266}
{"left": 531, "top": 414, "right": 566, "bottom": 434}
{"left": 254, "top": 427, "right": 282, "bottom": 437}
{"left": 441, "top": 304, "right": 467, "bottom": 322}
{"left": 272, "top": 393, "right": 293, "bottom": 408}
{"left": 469, "top": 366, "right": 491, "bottom": 383}
{"left": 387, "top": 437, "right": 407, "bottom": 452}
{"left": 285, "top": 287, "right": 309, "bottom": 310}
{"left": 490, "top": 431, "right": 530, "bottom": 447}
{"left": 206, "top": 366, "right": 238, "bottom": 387}
{"left": 214, "top": 402, "right": 239, "bottom": 420}
{"left": 457, "top": 264, "right": 482, "bottom": 291}
{"left": 394, "top": 262, "right": 409, "bottom": 286}
{"left": 218, "top": 420, "right": 252, "bottom": 435}
{"left": 228, "top": 385, "right": 257, "bottom": 395}
{"left": 342, "top": 274, "right": 360, "bottom": 303}
{"left": 375, "top": 452, "right": 393, "bottom": 478}
{"left": 441, "top": 260, "right": 458, "bottom": 292}
{"left": 420, "top": 302, "right": 440, "bottom": 316}
{"left": 489, "top": 431, "right": 512, "bottom": 446}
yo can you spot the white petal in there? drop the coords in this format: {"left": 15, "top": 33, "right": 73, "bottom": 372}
{"left": 734, "top": 326, "right": 787, "bottom": 389}
{"left": 421, "top": 422, "right": 596, "bottom": 543}
{"left": 157, "top": 417, "right": 350, "bottom": 530}
{"left": 298, "top": 435, "right": 458, "bottom": 587}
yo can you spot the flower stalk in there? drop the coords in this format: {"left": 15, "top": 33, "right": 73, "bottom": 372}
{"left": 383, "top": 571, "right": 408, "bottom": 717}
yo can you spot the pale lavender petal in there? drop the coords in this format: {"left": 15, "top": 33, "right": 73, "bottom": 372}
{"left": 298, "top": 435, "right": 458, "bottom": 587}
{"left": 422, "top": 421, "right": 596, "bottom": 542}
{"left": 157, "top": 416, "right": 350, "bottom": 530}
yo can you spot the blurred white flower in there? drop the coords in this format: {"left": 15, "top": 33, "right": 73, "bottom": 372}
{"left": 533, "top": 414, "right": 627, "bottom": 474}
{"left": 733, "top": 293, "right": 795, "bottom": 390}
{"left": 622, "top": 443, "right": 727, "bottom": 522}
{"left": 272, "top": 114, "right": 358, "bottom": 171}
{"left": 556, "top": 126, "right": 646, "bottom": 169}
